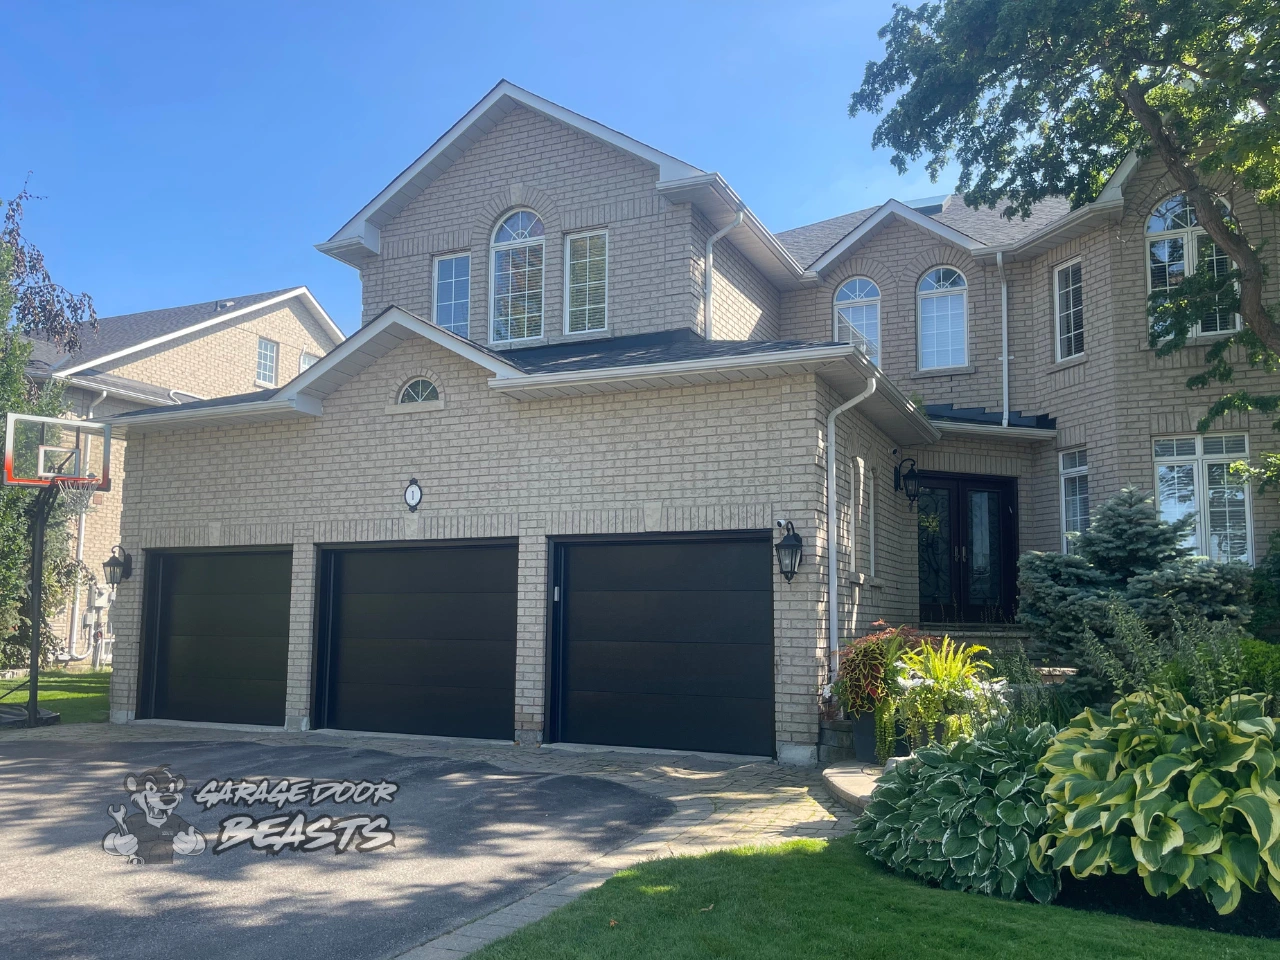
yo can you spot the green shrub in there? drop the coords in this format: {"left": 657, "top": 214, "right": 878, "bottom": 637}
{"left": 1243, "top": 637, "right": 1280, "bottom": 707}
{"left": 1250, "top": 531, "right": 1280, "bottom": 644}
{"left": 991, "top": 643, "right": 1085, "bottom": 729}
{"left": 1033, "top": 688, "right": 1280, "bottom": 915}
{"left": 832, "top": 625, "right": 911, "bottom": 717}
{"left": 855, "top": 720, "right": 1059, "bottom": 903}
{"left": 892, "top": 637, "right": 1006, "bottom": 751}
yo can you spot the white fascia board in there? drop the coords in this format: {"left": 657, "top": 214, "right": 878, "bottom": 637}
{"left": 932, "top": 420, "right": 1056, "bottom": 441}
{"left": 320, "top": 80, "right": 704, "bottom": 264}
{"left": 293, "top": 286, "right": 346, "bottom": 345}
{"left": 277, "top": 305, "right": 523, "bottom": 404}
{"left": 1098, "top": 150, "right": 1142, "bottom": 203}
{"left": 808, "top": 200, "right": 982, "bottom": 275}
{"left": 59, "top": 288, "right": 316, "bottom": 376}
{"left": 107, "top": 394, "right": 322, "bottom": 431}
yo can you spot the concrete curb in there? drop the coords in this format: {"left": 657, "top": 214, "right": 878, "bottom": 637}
{"left": 821, "top": 761, "right": 883, "bottom": 814}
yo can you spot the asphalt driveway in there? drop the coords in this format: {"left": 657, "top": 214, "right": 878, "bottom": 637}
{"left": 0, "top": 738, "right": 674, "bottom": 960}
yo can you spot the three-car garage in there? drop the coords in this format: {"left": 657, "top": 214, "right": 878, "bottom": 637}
{"left": 135, "top": 533, "right": 776, "bottom": 757}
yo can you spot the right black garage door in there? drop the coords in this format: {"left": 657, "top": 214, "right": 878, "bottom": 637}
{"left": 550, "top": 534, "right": 774, "bottom": 756}
{"left": 314, "top": 541, "right": 517, "bottom": 739}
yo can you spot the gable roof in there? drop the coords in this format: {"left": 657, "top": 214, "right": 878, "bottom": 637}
{"left": 31, "top": 286, "right": 343, "bottom": 377}
{"left": 318, "top": 80, "right": 705, "bottom": 267}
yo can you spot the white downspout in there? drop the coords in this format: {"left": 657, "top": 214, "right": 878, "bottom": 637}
{"left": 703, "top": 210, "right": 744, "bottom": 340}
{"left": 827, "top": 377, "right": 877, "bottom": 678}
{"left": 66, "top": 389, "right": 108, "bottom": 660}
{"left": 997, "top": 251, "right": 1010, "bottom": 427}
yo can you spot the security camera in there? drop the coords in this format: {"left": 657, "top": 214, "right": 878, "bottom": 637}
{"left": 776, "top": 519, "right": 786, "bottom": 529}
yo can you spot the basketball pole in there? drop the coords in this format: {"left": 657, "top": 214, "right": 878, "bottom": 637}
{"left": 26, "top": 483, "right": 59, "bottom": 728}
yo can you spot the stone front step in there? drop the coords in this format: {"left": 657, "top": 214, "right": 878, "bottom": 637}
{"left": 822, "top": 761, "right": 883, "bottom": 813}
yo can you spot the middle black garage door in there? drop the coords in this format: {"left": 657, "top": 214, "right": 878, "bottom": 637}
{"left": 314, "top": 541, "right": 517, "bottom": 739}
{"left": 549, "top": 533, "right": 775, "bottom": 757}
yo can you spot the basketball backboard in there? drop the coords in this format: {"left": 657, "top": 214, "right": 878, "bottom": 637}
{"left": 3, "top": 412, "right": 111, "bottom": 491}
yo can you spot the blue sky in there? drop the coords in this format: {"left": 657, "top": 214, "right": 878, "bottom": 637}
{"left": 3, "top": 1, "right": 956, "bottom": 334}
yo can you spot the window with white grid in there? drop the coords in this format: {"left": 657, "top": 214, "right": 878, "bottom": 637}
{"left": 434, "top": 253, "right": 471, "bottom": 336}
{"left": 834, "top": 277, "right": 880, "bottom": 365}
{"left": 1153, "top": 434, "right": 1252, "bottom": 563}
{"left": 1055, "top": 261, "right": 1084, "bottom": 360}
{"left": 917, "top": 268, "right": 967, "bottom": 369}
{"left": 565, "top": 232, "right": 607, "bottom": 333}
{"left": 490, "top": 211, "right": 544, "bottom": 343}
{"left": 1060, "top": 449, "right": 1090, "bottom": 553}
{"left": 256, "top": 337, "right": 278, "bottom": 386}
{"left": 1146, "top": 194, "right": 1240, "bottom": 337}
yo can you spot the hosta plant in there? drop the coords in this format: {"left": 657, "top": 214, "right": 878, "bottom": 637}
{"left": 855, "top": 720, "right": 1059, "bottom": 903}
{"left": 1033, "top": 688, "right": 1280, "bottom": 915}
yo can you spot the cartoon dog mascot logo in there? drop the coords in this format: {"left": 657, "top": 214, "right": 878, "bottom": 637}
{"left": 102, "top": 766, "right": 206, "bottom": 864}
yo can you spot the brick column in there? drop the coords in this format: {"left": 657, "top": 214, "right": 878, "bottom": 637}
{"left": 107, "top": 551, "right": 145, "bottom": 723}
{"left": 283, "top": 543, "right": 316, "bottom": 731}
{"left": 513, "top": 522, "right": 548, "bottom": 743}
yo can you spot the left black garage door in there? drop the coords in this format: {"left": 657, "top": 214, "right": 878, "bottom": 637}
{"left": 140, "top": 550, "right": 292, "bottom": 726}
{"left": 314, "top": 541, "right": 518, "bottom": 739}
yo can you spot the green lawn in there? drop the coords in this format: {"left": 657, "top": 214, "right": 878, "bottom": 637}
{"left": 0, "top": 670, "right": 110, "bottom": 724}
{"left": 471, "top": 836, "right": 1277, "bottom": 960}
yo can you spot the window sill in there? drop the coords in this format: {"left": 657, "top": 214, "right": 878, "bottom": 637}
{"left": 1053, "top": 353, "right": 1087, "bottom": 370}
{"left": 254, "top": 380, "right": 277, "bottom": 389}
{"left": 908, "top": 364, "right": 975, "bottom": 379}
{"left": 385, "top": 400, "right": 444, "bottom": 414}
{"left": 487, "top": 336, "right": 546, "bottom": 350}
{"left": 559, "top": 327, "right": 611, "bottom": 341}
{"left": 850, "top": 572, "right": 885, "bottom": 589}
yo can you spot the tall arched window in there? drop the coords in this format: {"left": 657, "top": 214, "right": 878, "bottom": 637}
{"left": 834, "top": 278, "right": 880, "bottom": 365}
{"left": 1146, "top": 194, "right": 1238, "bottom": 335}
{"left": 917, "top": 267, "right": 967, "bottom": 370}
{"left": 491, "top": 210, "right": 545, "bottom": 343}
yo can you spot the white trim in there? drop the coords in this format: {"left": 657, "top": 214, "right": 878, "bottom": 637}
{"left": 1059, "top": 448, "right": 1090, "bottom": 553}
{"left": 397, "top": 376, "right": 440, "bottom": 404}
{"left": 832, "top": 276, "right": 881, "bottom": 364}
{"left": 109, "top": 394, "right": 322, "bottom": 429}
{"left": 255, "top": 336, "right": 279, "bottom": 387}
{"left": 299, "top": 351, "right": 320, "bottom": 374}
{"left": 932, "top": 421, "right": 1056, "bottom": 440}
{"left": 917, "top": 267, "right": 969, "bottom": 371}
{"left": 319, "top": 80, "right": 702, "bottom": 264}
{"left": 1054, "top": 258, "right": 1085, "bottom": 362}
{"left": 1145, "top": 194, "right": 1240, "bottom": 339}
{"left": 59, "top": 288, "right": 342, "bottom": 376}
{"left": 489, "top": 210, "right": 546, "bottom": 344}
{"left": 809, "top": 200, "right": 981, "bottom": 276}
{"left": 432, "top": 251, "right": 472, "bottom": 336}
{"left": 563, "top": 229, "right": 608, "bottom": 335}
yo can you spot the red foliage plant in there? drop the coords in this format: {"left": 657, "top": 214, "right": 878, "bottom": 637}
{"left": 831, "top": 622, "right": 934, "bottom": 717}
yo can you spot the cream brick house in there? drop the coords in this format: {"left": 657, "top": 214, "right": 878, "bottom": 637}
{"left": 24, "top": 287, "right": 342, "bottom": 662}
{"left": 102, "top": 82, "right": 1279, "bottom": 763}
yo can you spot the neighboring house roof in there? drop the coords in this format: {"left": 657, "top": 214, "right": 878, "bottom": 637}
{"left": 110, "top": 306, "right": 940, "bottom": 446}
{"left": 28, "top": 286, "right": 342, "bottom": 378}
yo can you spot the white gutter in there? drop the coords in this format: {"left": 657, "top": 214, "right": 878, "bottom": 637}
{"left": 703, "top": 210, "right": 744, "bottom": 339}
{"left": 109, "top": 394, "right": 322, "bottom": 431}
{"left": 66, "top": 389, "right": 108, "bottom": 661}
{"left": 826, "top": 377, "right": 877, "bottom": 679}
{"left": 932, "top": 420, "right": 1056, "bottom": 441}
{"left": 997, "top": 251, "right": 1009, "bottom": 427}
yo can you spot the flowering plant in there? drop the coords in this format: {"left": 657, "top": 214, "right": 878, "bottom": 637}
{"left": 892, "top": 637, "right": 1008, "bottom": 751}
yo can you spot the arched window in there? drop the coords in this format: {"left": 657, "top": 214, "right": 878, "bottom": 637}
{"left": 917, "top": 267, "right": 967, "bottom": 370}
{"left": 1146, "top": 194, "right": 1238, "bottom": 335}
{"left": 491, "top": 210, "right": 545, "bottom": 343}
{"left": 834, "top": 278, "right": 880, "bottom": 365}
{"left": 399, "top": 378, "right": 439, "bottom": 404}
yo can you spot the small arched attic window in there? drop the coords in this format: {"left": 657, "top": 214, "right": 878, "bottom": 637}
{"left": 399, "top": 378, "right": 439, "bottom": 404}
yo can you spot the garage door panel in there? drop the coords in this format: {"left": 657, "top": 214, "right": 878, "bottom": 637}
{"left": 334, "top": 637, "right": 515, "bottom": 689}
{"left": 336, "top": 592, "right": 517, "bottom": 641}
{"left": 565, "top": 640, "right": 772, "bottom": 700}
{"left": 566, "top": 591, "right": 772, "bottom": 646}
{"left": 165, "top": 592, "right": 291, "bottom": 638}
{"left": 566, "top": 541, "right": 772, "bottom": 593}
{"left": 159, "top": 677, "right": 287, "bottom": 726}
{"left": 164, "top": 635, "right": 288, "bottom": 682}
{"left": 563, "top": 691, "right": 773, "bottom": 757}
{"left": 339, "top": 548, "right": 517, "bottom": 595}
{"left": 165, "top": 552, "right": 293, "bottom": 596}
{"left": 330, "top": 681, "right": 513, "bottom": 740}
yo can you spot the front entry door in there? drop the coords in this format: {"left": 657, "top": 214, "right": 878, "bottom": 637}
{"left": 917, "top": 474, "right": 1017, "bottom": 623}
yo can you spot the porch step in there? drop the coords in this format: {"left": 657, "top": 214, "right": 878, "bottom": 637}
{"left": 918, "top": 623, "right": 1032, "bottom": 658}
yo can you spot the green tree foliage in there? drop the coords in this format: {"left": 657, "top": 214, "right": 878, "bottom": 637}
{"left": 0, "top": 189, "right": 96, "bottom": 668}
{"left": 851, "top": 1, "right": 1280, "bottom": 446}
{"left": 1250, "top": 531, "right": 1280, "bottom": 642}
{"left": 1018, "top": 488, "right": 1252, "bottom": 699}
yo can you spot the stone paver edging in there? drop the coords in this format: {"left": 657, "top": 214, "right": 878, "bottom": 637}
{"left": 821, "top": 761, "right": 883, "bottom": 814}
{"left": 0, "top": 721, "right": 855, "bottom": 959}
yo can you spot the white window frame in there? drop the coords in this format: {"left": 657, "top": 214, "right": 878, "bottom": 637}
{"left": 489, "top": 210, "right": 545, "bottom": 344}
{"left": 433, "top": 252, "right": 471, "bottom": 337}
{"left": 833, "top": 277, "right": 881, "bottom": 366}
{"left": 917, "top": 267, "right": 968, "bottom": 370}
{"left": 563, "top": 229, "right": 608, "bottom": 335}
{"left": 1059, "top": 449, "right": 1090, "bottom": 553}
{"left": 1153, "top": 434, "right": 1254, "bottom": 563}
{"left": 255, "top": 337, "right": 278, "bottom": 387}
{"left": 1145, "top": 195, "right": 1240, "bottom": 339}
{"left": 299, "top": 352, "right": 320, "bottom": 374}
{"left": 1054, "top": 259, "right": 1085, "bottom": 361}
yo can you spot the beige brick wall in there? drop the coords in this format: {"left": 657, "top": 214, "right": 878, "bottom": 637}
{"left": 691, "top": 208, "right": 782, "bottom": 341}
{"left": 103, "top": 301, "right": 336, "bottom": 398}
{"left": 109, "top": 335, "right": 899, "bottom": 758}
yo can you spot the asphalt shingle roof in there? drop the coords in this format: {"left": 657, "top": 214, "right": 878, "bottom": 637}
{"left": 775, "top": 194, "right": 1074, "bottom": 268}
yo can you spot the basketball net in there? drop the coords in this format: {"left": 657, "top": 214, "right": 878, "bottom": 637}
{"left": 54, "top": 476, "right": 100, "bottom": 513}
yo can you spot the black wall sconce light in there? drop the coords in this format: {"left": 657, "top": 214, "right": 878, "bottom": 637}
{"left": 894, "top": 457, "right": 921, "bottom": 509}
{"left": 775, "top": 521, "right": 804, "bottom": 582}
{"left": 103, "top": 545, "right": 132, "bottom": 587}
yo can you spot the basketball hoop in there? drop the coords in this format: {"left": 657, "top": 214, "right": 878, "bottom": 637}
{"left": 54, "top": 476, "right": 101, "bottom": 513}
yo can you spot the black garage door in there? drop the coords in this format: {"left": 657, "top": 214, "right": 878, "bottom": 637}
{"left": 549, "top": 534, "right": 774, "bottom": 756}
{"left": 139, "top": 550, "right": 291, "bottom": 726}
{"left": 314, "top": 541, "right": 517, "bottom": 739}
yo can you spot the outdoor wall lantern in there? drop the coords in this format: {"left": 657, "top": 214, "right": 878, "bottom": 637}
{"left": 103, "top": 545, "right": 132, "bottom": 587}
{"left": 775, "top": 521, "right": 804, "bottom": 583}
{"left": 894, "top": 457, "right": 920, "bottom": 509}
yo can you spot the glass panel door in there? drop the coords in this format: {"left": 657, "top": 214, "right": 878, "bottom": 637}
{"left": 918, "top": 480, "right": 958, "bottom": 622}
{"left": 919, "top": 474, "right": 1017, "bottom": 624}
